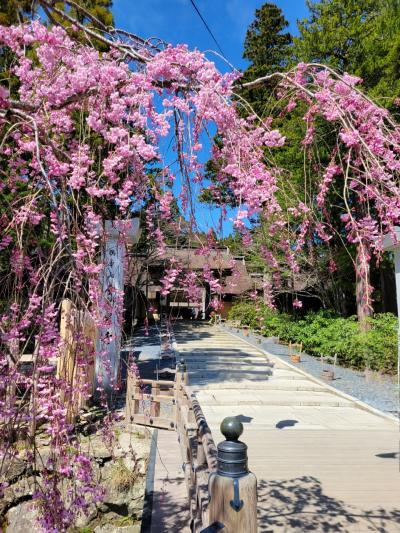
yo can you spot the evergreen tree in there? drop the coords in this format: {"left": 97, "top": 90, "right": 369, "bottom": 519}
{"left": 235, "top": 1, "right": 400, "bottom": 320}
{"left": 241, "top": 3, "right": 293, "bottom": 116}
{"left": 0, "top": 0, "right": 113, "bottom": 28}
{"left": 292, "top": 0, "right": 400, "bottom": 321}
{"left": 243, "top": 2, "right": 292, "bottom": 73}
{"left": 295, "top": 0, "right": 400, "bottom": 107}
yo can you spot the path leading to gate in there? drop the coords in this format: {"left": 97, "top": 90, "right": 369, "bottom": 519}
{"left": 172, "top": 322, "right": 400, "bottom": 533}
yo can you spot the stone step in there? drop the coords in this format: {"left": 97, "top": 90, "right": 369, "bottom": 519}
{"left": 188, "top": 369, "right": 309, "bottom": 380}
{"left": 191, "top": 381, "right": 326, "bottom": 391}
{"left": 193, "top": 398, "right": 352, "bottom": 407}
{"left": 185, "top": 362, "right": 268, "bottom": 369}
{"left": 183, "top": 354, "right": 265, "bottom": 359}
{"left": 193, "top": 389, "right": 352, "bottom": 407}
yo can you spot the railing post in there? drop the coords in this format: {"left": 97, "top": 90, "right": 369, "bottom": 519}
{"left": 174, "top": 360, "right": 183, "bottom": 429}
{"left": 196, "top": 427, "right": 206, "bottom": 467}
{"left": 133, "top": 384, "right": 141, "bottom": 420}
{"left": 125, "top": 372, "right": 138, "bottom": 425}
{"left": 150, "top": 381, "right": 160, "bottom": 418}
{"left": 125, "top": 372, "right": 132, "bottom": 425}
{"left": 208, "top": 417, "right": 258, "bottom": 533}
{"left": 181, "top": 358, "right": 189, "bottom": 385}
{"left": 176, "top": 360, "right": 182, "bottom": 390}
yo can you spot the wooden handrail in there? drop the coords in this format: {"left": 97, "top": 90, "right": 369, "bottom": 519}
{"left": 185, "top": 387, "right": 218, "bottom": 472}
{"left": 173, "top": 381, "right": 218, "bottom": 530}
{"left": 138, "top": 378, "right": 175, "bottom": 387}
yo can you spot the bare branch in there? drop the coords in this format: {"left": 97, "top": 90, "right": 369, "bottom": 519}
{"left": 38, "top": 0, "right": 150, "bottom": 63}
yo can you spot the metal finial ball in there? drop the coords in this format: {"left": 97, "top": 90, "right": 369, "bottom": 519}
{"left": 220, "top": 417, "right": 243, "bottom": 441}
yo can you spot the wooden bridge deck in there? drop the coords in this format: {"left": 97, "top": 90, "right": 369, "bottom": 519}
{"left": 148, "top": 429, "right": 190, "bottom": 533}
{"left": 164, "top": 322, "right": 400, "bottom": 533}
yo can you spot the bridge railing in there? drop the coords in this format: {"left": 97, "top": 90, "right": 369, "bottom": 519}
{"left": 125, "top": 362, "right": 218, "bottom": 528}
{"left": 125, "top": 360, "right": 258, "bottom": 532}
{"left": 174, "top": 363, "right": 218, "bottom": 531}
{"left": 125, "top": 374, "right": 176, "bottom": 430}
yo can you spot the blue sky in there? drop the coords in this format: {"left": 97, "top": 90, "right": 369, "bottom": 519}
{"left": 113, "top": 1, "right": 309, "bottom": 71}
{"left": 112, "top": 1, "right": 310, "bottom": 236}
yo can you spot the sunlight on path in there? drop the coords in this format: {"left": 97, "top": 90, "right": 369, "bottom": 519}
{"left": 174, "top": 322, "right": 400, "bottom": 533}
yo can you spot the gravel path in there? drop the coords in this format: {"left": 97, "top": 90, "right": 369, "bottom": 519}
{"left": 222, "top": 324, "right": 399, "bottom": 417}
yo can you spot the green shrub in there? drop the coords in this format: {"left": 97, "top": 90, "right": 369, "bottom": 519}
{"left": 228, "top": 301, "right": 259, "bottom": 328}
{"left": 228, "top": 301, "right": 398, "bottom": 373}
{"left": 262, "top": 310, "right": 292, "bottom": 338}
{"left": 355, "top": 313, "right": 397, "bottom": 372}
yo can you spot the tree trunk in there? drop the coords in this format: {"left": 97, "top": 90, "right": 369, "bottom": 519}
{"left": 379, "top": 263, "right": 397, "bottom": 314}
{"left": 355, "top": 241, "right": 373, "bottom": 331}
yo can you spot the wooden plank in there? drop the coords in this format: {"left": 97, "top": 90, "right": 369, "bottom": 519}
{"left": 139, "top": 378, "right": 175, "bottom": 387}
{"left": 128, "top": 393, "right": 175, "bottom": 403}
{"left": 150, "top": 429, "right": 190, "bottom": 532}
{"left": 129, "top": 414, "right": 175, "bottom": 431}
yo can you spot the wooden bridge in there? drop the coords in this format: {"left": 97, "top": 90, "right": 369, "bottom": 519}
{"left": 126, "top": 322, "right": 400, "bottom": 533}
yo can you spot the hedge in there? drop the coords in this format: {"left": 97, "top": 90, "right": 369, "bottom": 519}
{"left": 228, "top": 302, "right": 398, "bottom": 373}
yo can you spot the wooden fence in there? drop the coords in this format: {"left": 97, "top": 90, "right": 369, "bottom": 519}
{"left": 125, "top": 363, "right": 219, "bottom": 531}
{"left": 125, "top": 375, "right": 176, "bottom": 430}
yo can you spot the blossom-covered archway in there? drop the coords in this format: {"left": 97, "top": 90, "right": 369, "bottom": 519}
{"left": 0, "top": 13, "right": 399, "bottom": 530}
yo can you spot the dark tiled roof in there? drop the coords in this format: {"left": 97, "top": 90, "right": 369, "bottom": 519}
{"left": 127, "top": 247, "right": 262, "bottom": 296}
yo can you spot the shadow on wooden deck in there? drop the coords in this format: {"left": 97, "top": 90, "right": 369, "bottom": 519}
{"left": 257, "top": 476, "right": 400, "bottom": 532}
